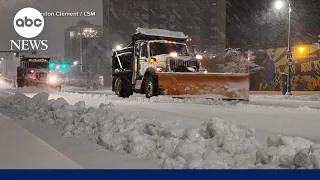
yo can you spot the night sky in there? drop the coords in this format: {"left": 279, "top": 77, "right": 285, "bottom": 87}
{"left": 227, "top": 0, "right": 320, "bottom": 49}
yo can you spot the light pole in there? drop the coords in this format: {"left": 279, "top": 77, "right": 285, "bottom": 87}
{"left": 275, "top": 0, "right": 292, "bottom": 95}
{"left": 73, "top": 61, "right": 90, "bottom": 89}
{"left": 1, "top": 57, "right": 8, "bottom": 78}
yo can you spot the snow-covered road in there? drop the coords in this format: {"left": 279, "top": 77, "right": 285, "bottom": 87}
{"left": 1, "top": 86, "right": 320, "bottom": 169}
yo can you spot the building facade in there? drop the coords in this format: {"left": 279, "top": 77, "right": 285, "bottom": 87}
{"left": 64, "top": 20, "right": 112, "bottom": 86}
{"left": 64, "top": 20, "right": 103, "bottom": 66}
{"left": 102, "top": 0, "right": 226, "bottom": 53}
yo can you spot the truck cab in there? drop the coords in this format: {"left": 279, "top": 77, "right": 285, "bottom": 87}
{"left": 136, "top": 40, "right": 204, "bottom": 74}
{"left": 112, "top": 28, "right": 204, "bottom": 98}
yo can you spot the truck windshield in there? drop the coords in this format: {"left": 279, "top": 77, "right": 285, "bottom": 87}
{"left": 28, "top": 62, "right": 48, "bottom": 69}
{"left": 150, "top": 42, "right": 188, "bottom": 56}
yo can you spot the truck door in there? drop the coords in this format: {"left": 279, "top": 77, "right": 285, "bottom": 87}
{"left": 139, "top": 43, "right": 149, "bottom": 75}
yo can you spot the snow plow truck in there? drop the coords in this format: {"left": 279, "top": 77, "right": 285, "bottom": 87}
{"left": 16, "top": 54, "right": 61, "bottom": 91}
{"left": 111, "top": 28, "right": 249, "bottom": 100}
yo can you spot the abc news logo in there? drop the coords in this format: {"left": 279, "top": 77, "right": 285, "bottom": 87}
{"left": 10, "top": 7, "right": 48, "bottom": 51}
{"left": 15, "top": 16, "right": 42, "bottom": 27}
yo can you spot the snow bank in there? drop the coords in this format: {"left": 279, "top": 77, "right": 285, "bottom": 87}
{"left": 236, "top": 103, "right": 320, "bottom": 113}
{"left": 62, "top": 92, "right": 320, "bottom": 113}
{"left": 0, "top": 79, "right": 13, "bottom": 89}
{"left": 1, "top": 92, "right": 320, "bottom": 169}
{"left": 250, "top": 95, "right": 320, "bottom": 102}
{"left": 63, "top": 92, "right": 236, "bottom": 106}
{"left": 14, "top": 86, "right": 58, "bottom": 94}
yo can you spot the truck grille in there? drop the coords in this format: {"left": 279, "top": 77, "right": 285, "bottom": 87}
{"left": 36, "top": 72, "right": 47, "bottom": 80}
{"left": 169, "top": 59, "right": 199, "bottom": 70}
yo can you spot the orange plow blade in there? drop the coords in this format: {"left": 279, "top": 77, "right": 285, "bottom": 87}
{"left": 156, "top": 72, "right": 249, "bottom": 100}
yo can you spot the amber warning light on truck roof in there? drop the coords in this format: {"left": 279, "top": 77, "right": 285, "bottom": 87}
{"left": 27, "top": 58, "right": 48, "bottom": 62}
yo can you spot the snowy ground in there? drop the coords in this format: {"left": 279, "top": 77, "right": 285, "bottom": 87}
{"left": 0, "top": 85, "right": 320, "bottom": 169}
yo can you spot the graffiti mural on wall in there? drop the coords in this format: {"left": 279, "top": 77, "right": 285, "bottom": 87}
{"left": 250, "top": 44, "right": 320, "bottom": 91}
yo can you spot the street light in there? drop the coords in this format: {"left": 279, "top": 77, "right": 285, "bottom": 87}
{"left": 275, "top": 0, "right": 292, "bottom": 95}
{"left": 115, "top": 44, "right": 122, "bottom": 50}
{"left": 275, "top": 1, "right": 284, "bottom": 9}
{"left": 73, "top": 61, "right": 79, "bottom": 65}
{"left": 298, "top": 46, "right": 305, "bottom": 53}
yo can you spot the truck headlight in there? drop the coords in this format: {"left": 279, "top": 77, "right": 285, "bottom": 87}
{"left": 196, "top": 55, "right": 203, "bottom": 60}
{"left": 156, "top": 67, "right": 163, "bottom": 72}
{"left": 49, "top": 76, "right": 57, "bottom": 83}
{"left": 169, "top": 52, "right": 178, "bottom": 57}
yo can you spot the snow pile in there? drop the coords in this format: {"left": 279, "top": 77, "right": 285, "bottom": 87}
{"left": 250, "top": 95, "right": 320, "bottom": 101}
{"left": 1, "top": 92, "right": 320, "bottom": 169}
{"left": 236, "top": 103, "right": 320, "bottom": 113}
{"left": 63, "top": 92, "right": 235, "bottom": 106}
{"left": 0, "top": 78, "right": 14, "bottom": 89}
{"left": 14, "top": 86, "right": 58, "bottom": 94}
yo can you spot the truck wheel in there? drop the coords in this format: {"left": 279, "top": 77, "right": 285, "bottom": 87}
{"left": 114, "top": 77, "right": 132, "bottom": 98}
{"left": 145, "top": 76, "right": 158, "bottom": 98}
{"left": 112, "top": 77, "right": 116, "bottom": 91}
{"left": 17, "top": 80, "right": 23, "bottom": 88}
{"left": 56, "top": 86, "right": 62, "bottom": 92}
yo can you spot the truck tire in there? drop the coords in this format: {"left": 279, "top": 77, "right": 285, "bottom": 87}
{"left": 144, "top": 76, "right": 158, "bottom": 98}
{"left": 56, "top": 85, "right": 62, "bottom": 92}
{"left": 17, "top": 79, "right": 24, "bottom": 88}
{"left": 114, "top": 77, "right": 133, "bottom": 98}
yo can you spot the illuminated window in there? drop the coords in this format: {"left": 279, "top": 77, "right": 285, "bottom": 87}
{"left": 70, "top": 31, "right": 75, "bottom": 39}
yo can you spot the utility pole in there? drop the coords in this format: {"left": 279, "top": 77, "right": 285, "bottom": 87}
{"left": 79, "top": 27, "right": 83, "bottom": 73}
{"left": 4, "top": 58, "right": 7, "bottom": 78}
{"left": 86, "top": 63, "right": 90, "bottom": 89}
{"left": 286, "top": 0, "right": 292, "bottom": 95}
